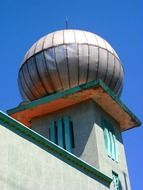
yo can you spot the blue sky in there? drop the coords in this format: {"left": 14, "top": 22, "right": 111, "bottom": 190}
{"left": 0, "top": 0, "right": 142, "bottom": 189}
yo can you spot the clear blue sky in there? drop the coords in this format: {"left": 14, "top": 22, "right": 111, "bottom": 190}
{"left": 0, "top": 0, "right": 142, "bottom": 189}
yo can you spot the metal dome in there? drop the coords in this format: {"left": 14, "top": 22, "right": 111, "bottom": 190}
{"left": 18, "top": 29, "right": 124, "bottom": 101}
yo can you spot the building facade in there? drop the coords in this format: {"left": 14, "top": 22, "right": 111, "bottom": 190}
{"left": 0, "top": 29, "right": 141, "bottom": 190}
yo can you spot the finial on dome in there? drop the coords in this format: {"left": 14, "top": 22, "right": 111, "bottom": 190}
{"left": 65, "top": 17, "right": 68, "bottom": 29}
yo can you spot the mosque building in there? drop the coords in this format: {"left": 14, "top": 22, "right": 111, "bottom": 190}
{"left": 0, "top": 29, "right": 141, "bottom": 190}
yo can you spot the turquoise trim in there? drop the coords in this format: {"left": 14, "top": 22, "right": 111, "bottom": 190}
{"left": 107, "top": 130, "right": 112, "bottom": 157}
{"left": 115, "top": 136, "right": 119, "bottom": 162}
{"left": 70, "top": 120, "right": 75, "bottom": 148}
{"left": 113, "top": 134, "right": 118, "bottom": 162}
{"left": 49, "top": 121, "right": 56, "bottom": 143}
{"left": 109, "top": 130, "right": 114, "bottom": 160}
{"left": 112, "top": 172, "right": 120, "bottom": 190}
{"left": 102, "top": 119, "right": 111, "bottom": 157}
{"left": 64, "top": 116, "right": 72, "bottom": 153}
{"left": 0, "top": 111, "right": 112, "bottom": 185}
{"left": 102, "top": 118, "right": 119, "bottom": 162}
{"left": 104, "top": 127, "right": 110, "bottom": 156}
{"left": 7, "top": 80, "right": 142, "bottom": 129}
{"left": 50, "top": 116, "right": 74, "bottom": 152}
{"left": 57, "top": 118, "right": 64, "bottom": 148}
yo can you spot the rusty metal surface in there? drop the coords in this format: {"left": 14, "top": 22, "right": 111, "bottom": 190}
{"left": 19, "top": 29, "right": 124, "bottom": 101}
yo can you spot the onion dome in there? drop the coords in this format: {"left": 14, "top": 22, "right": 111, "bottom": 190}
{"left": 18, "top": 29, "right": 124, "bottom": 101}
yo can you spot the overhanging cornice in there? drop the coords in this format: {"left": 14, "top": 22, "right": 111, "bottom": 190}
{"left": 7, "top": 80, "right": 141, "bottom": 131}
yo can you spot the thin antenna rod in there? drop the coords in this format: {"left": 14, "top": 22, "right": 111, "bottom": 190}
{"left": 65, "top": 17, "right": 68, "bottom": 29}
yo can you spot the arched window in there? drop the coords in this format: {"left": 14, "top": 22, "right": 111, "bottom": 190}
{"left": 49, "top": 116, "right": 74, "bottom": 153}
{"left": 102, "top": 118, "right": 118, "bottom": 162}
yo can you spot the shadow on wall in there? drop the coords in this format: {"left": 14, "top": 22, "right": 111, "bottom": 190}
{"left": 123, "top": 172, "right": 128, "bottom": 190}
{"left": 119, "top": 180, "right": 123, "bottom": 190}
{"left": 74, "top": 121, "right": 96, "bottom": 157}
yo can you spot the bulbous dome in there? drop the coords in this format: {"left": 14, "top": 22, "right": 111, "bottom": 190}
{"left": 18, "top": 29, "right": 124, "bottom": 101}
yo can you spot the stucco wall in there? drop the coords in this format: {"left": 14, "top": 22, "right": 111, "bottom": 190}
{"left": 0, "top": 122, "right": 109, "bottom": 190}
{"left": 31, "top": 100, "right": 100, "bottom": 168}
{"left": 31, "top": 99, "right": 131, "bottom": 190}
{"left": 92, "top": 103, "right": 131, "bottom": 190}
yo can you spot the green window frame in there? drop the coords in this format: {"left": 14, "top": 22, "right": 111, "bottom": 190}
{"left": 49, "top": 121, "right": 57, "bottom": 144}
{"left": 112, "top": 172, "right": 120, "bottom": 190}
{"left": 102, "top": 118, "right": 119, "bottom": 162}
{"left": 57, "top": 118, "right": 65, "bottom": 148}
{"left": 49, "top": 116, "right": 74, "bottom": 153}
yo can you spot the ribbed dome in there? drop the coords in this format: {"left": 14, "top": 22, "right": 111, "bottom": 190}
{"left": 18, "top": 29, "right": 124, "bottom": 101}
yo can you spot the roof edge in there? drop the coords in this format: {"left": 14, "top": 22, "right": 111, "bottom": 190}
{"left": 7, "top": 80, "right": 142, "bottom": 128}
{"left": 98, "top": 80, "right": 142, "bottom": 128}
{"left": 0, "top": 111, "right": 112, "bottom": 186}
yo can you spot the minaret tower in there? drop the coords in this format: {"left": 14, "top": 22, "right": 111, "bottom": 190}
{"left": 8, "top": 30, "right": 141, "bottom": 190}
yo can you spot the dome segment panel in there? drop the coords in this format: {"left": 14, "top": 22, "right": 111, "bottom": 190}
{"left": 115, "top": 63, "right": 124, "bottom": 96}
{"left": 55, "top": 45, "right": 69, "bottom": 90}
{"left": 97, "top": 48, "right": 108, "bottom": 81}
{"left": 109, "top": 57, "right": 121, "bottom": 93}
{"left": 104, "top": 40, "right": 114, "bottom": 54}
{"left": 74, "top": 30, "right": 87, "bottom": 43}
{"left": 43, "top": 32, "right": 54, "bottom": 49}
{"left": 87, "top": 46, "right": 99, "bottom": 82}
{"left": 96, "top": 35, "right": 106, "bottom": 49}
{"left": 22, "top": 62, "right": 41, "bottom": 98}
{"left": 114, "top": 60, "right": 122, "bottom": 94}
{"left": 84, "top": 31, "right": 98, "bottom": 45}
{"left": 53, "top": 30, "right": 64, "bottom": 46}
{"left": 63, "top": 30, "right": 75, "bottom": 44}
{"left": 24, "top": 42, "right": 37, "bottom": 63}
{"left": 117, "top": 67, "right": 124, "bottom": 96}
{"left": 78, "top": 44, "right": 89, "bottom": 85}
{"left": 44, "top": 48, "right": 63, "bottom": 91}
{"left": 35, "top": 36, "right": 45, "bottom": 54}
{"left": 112, "top": 49, "right": 119, "bottom": 59}
{"left": 19, "top": 69, "right": 35, "bottom": 100}
{"left": 35, "top": 52, "right": 54, "bottom": 93}
{"left": 28, "top": 57, "right": 47, "bottom": 97}
{"left": 104, "top": 52, "right": 115, "bottom": 86}
{"left": 66, "top": 44, "right": 78, "bottom": 88}
{"left": 18, "top": 76, "right": 28, "bottom": 101}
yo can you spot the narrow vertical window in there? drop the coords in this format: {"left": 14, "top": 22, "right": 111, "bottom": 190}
{"left": 109, "top": 129, "right": 116, "bottom": 160}
{"left": 113, "top": 134, "right": 118, "bottom": 162}
{"left": 103, "top": 126, "right": 110, "bottom": 156}
{"left": 63, "top": 116, "right": 72, "bottom": 152}
{"left": 57, "top": 118, "right": 65, "bottom": 148}
{"left": 49, "top": 116, "right": 74, "bottom": 153}
{"left": 102, "top": 118, "right": 118, "bottom": 162}
{"left": 70, "top": 120, "right": 75, "bottom": 148}
{"left": 49, "top": 120, "right": 57, "bottom": 143}
{"left": 112, "top": 172, "right": 120, "bottom": 190}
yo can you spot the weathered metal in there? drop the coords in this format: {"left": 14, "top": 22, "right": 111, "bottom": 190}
{"left": 18, "top": 30, "right": 124, "bottom": 101}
